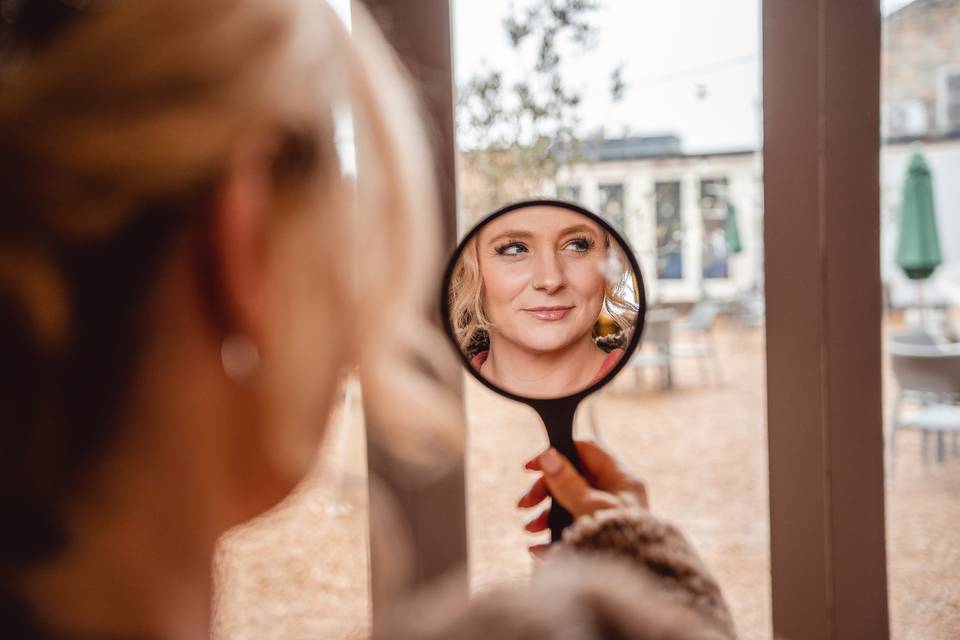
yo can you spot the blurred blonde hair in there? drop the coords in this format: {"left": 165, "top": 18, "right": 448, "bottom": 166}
{"left": 0, "top": 0, "right": 462, "bottom": 537}
{"left": 449, "top": 231, "right": 637, "bottom": 352}
{"left": 449, "top": 236, "right": 490, "bottom": 352}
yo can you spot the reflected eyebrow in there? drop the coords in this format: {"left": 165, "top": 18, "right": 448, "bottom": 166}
{"left": 485, "top": 229, "right": 534, "bottom": 246}
{"left": 485, "top": 223, "right": 600, "bottom": 246}
{"left": 557, "top": 223, "right": 601, "bottom": 237}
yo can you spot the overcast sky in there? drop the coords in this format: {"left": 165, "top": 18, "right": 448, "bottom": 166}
{"left": 454, "top": 0, "right": 761, "bottom": 153}
{"left": 331, "top": 0, "right": 917, "bottom": 153}
{"left": 453, "top": 0, "right": 916, "bottom": 153}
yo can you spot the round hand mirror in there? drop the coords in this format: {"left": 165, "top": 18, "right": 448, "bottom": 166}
{"left": 440, "top": 199, "right": 646, "bottom": 541}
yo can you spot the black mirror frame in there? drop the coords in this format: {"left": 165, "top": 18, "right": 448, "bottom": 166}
{"left": 439, "top": 198, "right": 647, "bottom": 405}
{"left": 440, "top": 199, "right": 647, "bottom": 540}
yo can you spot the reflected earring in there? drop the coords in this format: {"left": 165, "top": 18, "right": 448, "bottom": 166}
{"left": 221, "top": 334, "right": 260, "bottom": 383}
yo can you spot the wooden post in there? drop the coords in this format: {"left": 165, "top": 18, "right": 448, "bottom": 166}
{"left": 763, "top": 0, "right": 889, "bottom": 637}
{"left": 353, "top": 0, "right": 468, "bottom": 620}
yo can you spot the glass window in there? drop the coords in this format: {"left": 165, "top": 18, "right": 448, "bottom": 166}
{"left": 598, "top": 183, "right": 626, "bottom": 230}
{"left": 700, "top": 177, "right": 729, "bottom": 279}
{"left": 655, "top": 181, "right": 683, "bottom": 280}
{"left": 936, "top": 65, "right": 960, "bottom": 131}
{"left": 881, "top": 2, "right": 960, "bottom": 638}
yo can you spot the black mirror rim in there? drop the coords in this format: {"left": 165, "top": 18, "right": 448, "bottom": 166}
{"left": 439, "top": 198, "right": 647, "bottom": 404}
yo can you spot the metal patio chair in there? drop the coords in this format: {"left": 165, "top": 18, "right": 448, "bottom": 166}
{"left": 889, "top": 329, "right": 941, "bottom": 347}
{"left": 671, "top": 301, "right": 724, "bottom": 385}
{"left": 628, "top": 308, "right": 675, "bottom": 390}
{"left": 887, "top": 340, "right": 960, "bottom": 474}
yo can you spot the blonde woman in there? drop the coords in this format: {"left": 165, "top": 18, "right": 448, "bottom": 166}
{"left": 0, "top": 0, "right": 458, "bottom": 636}
{"left": 450, "top": 204, "right": 637, "bottom": 398}
{"left": 0, "top": 1, "right": 733, "bottom": 638}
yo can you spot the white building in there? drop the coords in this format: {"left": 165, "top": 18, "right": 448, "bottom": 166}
{"left": 556, "top": 136, "right": 763, "bottom": 305}
{"left": 555, "top": 0, "right": 960, "bottom": 310}
{"left": 879, "top": 0, "right": 960, "bottom": 309}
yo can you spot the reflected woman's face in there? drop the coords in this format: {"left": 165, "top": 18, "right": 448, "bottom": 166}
{"left": 477, "top": 206, "right": 606, "bottom": 354}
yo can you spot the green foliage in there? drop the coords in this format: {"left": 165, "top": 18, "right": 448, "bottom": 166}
{"left": 457, "top": 0, "right": 622, "bottom": 219}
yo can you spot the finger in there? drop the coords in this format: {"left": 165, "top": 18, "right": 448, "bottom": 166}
{"left": 517, "top": 477, "right": 549, "bottom": 508}
{"left": 574, "top": 439, "right": 623, "bottom": 486}
{"left": 538, "top": 448, "right": 593, "bottom": 517}
{"left": 524, "top": 508, "right": 550, "bottom": 533}
{"left": 528, "top": 543, "right": 551, "bottom": 560}
{"left": 576, "top": 440, "right": 649, "bottom": 508}
{"left": 524, "top": 449, "right": 548, "bottom": 471}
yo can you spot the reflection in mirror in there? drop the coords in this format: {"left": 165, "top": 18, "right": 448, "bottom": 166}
{"left": 448, "top": 204, "right": 641, "bottom": 399}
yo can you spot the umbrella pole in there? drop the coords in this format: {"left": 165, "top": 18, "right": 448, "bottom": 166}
{"left": 917, "top": 280, "right": 925, "bottom": 331}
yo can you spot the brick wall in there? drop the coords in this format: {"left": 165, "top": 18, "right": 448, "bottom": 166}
{"left": 882, "top": 0, "right": 960, "bottom": 134}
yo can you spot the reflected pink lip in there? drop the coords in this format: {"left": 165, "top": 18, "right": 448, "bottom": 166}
{"left": 522, "top": 306, "right": 573, "bottom": 321}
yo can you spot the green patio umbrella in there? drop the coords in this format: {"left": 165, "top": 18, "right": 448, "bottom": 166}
{"left": 724, "top": 202, "right": 743, "bottom": 255}
{"left": 896, "top": 151, "right": 941, "bottom": 316}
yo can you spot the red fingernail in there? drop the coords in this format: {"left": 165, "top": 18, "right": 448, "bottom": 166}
{"left": 540, "top": 448, "right": 562, "bottom": 475}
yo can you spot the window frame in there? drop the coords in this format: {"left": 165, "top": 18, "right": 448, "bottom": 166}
{"left": 762, "top": 0, "right": 887, "bottom": 636}
{"left": 654, "top": 180, "right": 685, "bottom": 281}
{"left": 354, "top": 0, "right": 468, "bottom": 620}
{"left": 937, "top": 64, "right": 960, "bottom": 132}
{"left": 699, "top": 176, "right": 732, "bottom": 281}
{"left": 360, "top": 0, "right": 890, "bottom": 637}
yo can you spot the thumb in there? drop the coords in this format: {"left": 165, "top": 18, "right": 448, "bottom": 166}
{"left": 539, "top": 448, "right": 593, "bottom": 517}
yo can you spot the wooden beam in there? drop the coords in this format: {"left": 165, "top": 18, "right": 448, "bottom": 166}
{"left": 352, "top": 0, "right": 468, "bottom": 617}
{"left": 762, "top": 0, "right": 888, "bottom": 637}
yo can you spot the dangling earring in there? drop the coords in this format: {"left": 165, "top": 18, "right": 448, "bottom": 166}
{"left": 221, "top": 334, "right": 260, "bottom": 383}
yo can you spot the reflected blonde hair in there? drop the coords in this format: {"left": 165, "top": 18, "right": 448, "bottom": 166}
{"left": 0, "top": 0, "right": 462, "bottom": 562}
{"left": 344, "top": 7, "right": 464, "bottom": 458}
{"left": 449, "top": 237, "right": 491, "bottom": 352}
{"left": 450, "top": 232, "right": 637, "bottom": 352}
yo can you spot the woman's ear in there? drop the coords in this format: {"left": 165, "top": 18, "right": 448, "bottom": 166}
{"left": 205, "top": 138, "right": 279, "bottom": 342}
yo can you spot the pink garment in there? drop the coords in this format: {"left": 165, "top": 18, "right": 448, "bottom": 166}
{"left": 470, "top": 348, "right": 624, "bottom": 387}
{"left": 592, "top": 348, "right": 624, "bottom": 384}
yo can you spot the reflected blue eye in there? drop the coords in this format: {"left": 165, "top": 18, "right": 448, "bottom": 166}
{"left": 565, "top": 236, "right": 595, "bottom": 253}
{"left": 495, "top": 242, "right": 528, "bottom": 256}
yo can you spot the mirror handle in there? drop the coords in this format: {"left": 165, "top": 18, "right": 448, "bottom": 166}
{"left": 546, "top": 428, "right": 583, "bottom": 542}
{"left": 533, "top": 398, "right": 584, "bottom": 543}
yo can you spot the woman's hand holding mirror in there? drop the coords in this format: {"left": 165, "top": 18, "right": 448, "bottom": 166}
{"left": 518, "top": 440, "right": 649, "bottom": 555}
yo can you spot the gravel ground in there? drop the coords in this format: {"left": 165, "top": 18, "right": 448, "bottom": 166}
{"left": 214, "top": 320, "right": 960, "bottom": 639}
